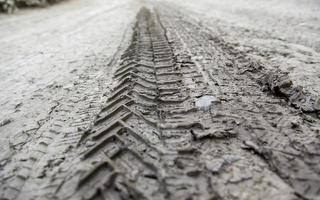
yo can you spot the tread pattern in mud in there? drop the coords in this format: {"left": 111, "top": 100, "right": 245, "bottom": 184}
{"left": 2, "top": 5, "right": 320, "bottom": 200}
{"left": 64, "top": 8, "right": 217, "bottom": 200}
{"left": 0, "top": 58, "right": 111, "bottom": 200}
{"left": 34, "top": 7, "right": 320, "bottom": 200}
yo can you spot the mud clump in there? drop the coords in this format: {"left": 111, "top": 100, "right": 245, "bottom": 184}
{"left": 262, "top": 70, "right": 320, "bottom": 113}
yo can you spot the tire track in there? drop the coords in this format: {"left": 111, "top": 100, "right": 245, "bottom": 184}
{"left": 63, "top": 8, "right": 216, "bottom": 200}
{"left": 56, "top": 7, "right": 298, "bottom": 200}
{"left": 0, "top": 56, "right": 114, "bottom": 200}
{"left": 2, "top": 4, "right": 319, "bottom": 200}
{"left": 156, "top": 4, "right": 320, "bottom": 199}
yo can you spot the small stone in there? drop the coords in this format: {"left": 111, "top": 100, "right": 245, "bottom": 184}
{"left": 195, "top": 95, "right": 220, "bottom": 111}
{"left": 85, "top": 140, "right": 96, "bottom": 147}
{"left": 223, "top": 155, "right": 241, "bottom": 164}
{"left": 205, "top": 158, "right": 225, "bottom": 173}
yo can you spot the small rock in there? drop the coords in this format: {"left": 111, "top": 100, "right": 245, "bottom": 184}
{"left": 205, "top": 158, "right": 225, "bottom": 173}
{"left": 223, "top": 155, "right": 241, "bottom": 164}
{"left": 195, "top": 95, "right": 219, "bottom": 111}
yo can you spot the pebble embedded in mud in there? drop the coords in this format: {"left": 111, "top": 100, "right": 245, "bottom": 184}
{"left": 223, "top": 155, "right": 241, "bottom": 164}
{"left": 205, "top": 158, "right": 224, "bottom": 173}
{"left": 85, "top": 140, "right": 96, "bottom": 147}
{"left": 205, "top": 155, "right": 242, "bottom": 173}
{"left": 195, "top": 95, "right": 219, "bottom": 111}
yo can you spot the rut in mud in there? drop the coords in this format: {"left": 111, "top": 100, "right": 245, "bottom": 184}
{"left": 60, "top": 8, "right": 219, "bottom": 200}
{"left": 1, "top": 5, "right": 320, "bottom": 200}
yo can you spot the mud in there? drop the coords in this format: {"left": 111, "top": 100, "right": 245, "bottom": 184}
{"left": 0, "top": 0, "right": 320, "bottom": 200}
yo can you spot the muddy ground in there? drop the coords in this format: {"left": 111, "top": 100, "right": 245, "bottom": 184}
{"left": 0, "top": 0, "right": 319, "bottom": 200}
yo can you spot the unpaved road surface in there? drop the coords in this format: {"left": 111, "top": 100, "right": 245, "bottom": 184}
{"left": 0, "top": 0, "right": 320, "bottom": 200}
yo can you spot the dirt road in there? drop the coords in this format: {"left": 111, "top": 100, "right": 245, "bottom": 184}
{"left": 0, "top": 0, "right": 319, "bottom": 200}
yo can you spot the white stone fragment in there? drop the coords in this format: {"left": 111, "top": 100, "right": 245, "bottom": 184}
{"left": 195, "top": 95, "right": 219, "bottom": 111}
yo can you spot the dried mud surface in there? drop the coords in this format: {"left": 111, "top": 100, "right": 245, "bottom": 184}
{"left": 0, "top": 0, "right": 320, "bottom": 200}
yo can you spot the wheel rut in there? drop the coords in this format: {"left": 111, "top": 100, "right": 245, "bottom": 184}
{"left": 63, "top": 7, "right": 221, "bottom": 200}
{"left": 42, "top": 5, "right": 320, "bottom": 200}
{"left": 55, "top": 7, "right": 303, "bottom": 200}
